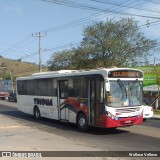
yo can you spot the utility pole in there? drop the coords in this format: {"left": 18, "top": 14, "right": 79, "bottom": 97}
{"left": 153, "top": 56, "right": 159, "bottom": 109}
{"left": 32, "top": 32, "right": 47, "bottom": 72}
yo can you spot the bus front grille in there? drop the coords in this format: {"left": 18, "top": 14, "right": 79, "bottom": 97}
{"left": 120, "top": 119, "right": 136, "bottom": 126}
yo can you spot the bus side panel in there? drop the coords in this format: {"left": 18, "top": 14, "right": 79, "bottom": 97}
{"left": 17, "top": 95, "right": 34, "bottom": 115}
{"left": 60, "top": 98, "right": 88, "bottom": 124}
{"left": 33, "top": 96, "right": 59, "bottom": 120}
{"left": 17, "top": 95, "right": 59, "bottom": 120}
{"left": 68, "top": 110, "right": 77, "bottom": 123}
{"left": 59, "top": 99, "right": 69, "bottom": 121}
{"left": 48, "top": 107, "right": 59, "bottom": 120}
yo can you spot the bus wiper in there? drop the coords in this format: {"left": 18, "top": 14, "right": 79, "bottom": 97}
{"left": 117, "top": 79, "right": 127, "bottom": 99}
{"left": 128, "top": 79, "right": 138, "bottom": 96}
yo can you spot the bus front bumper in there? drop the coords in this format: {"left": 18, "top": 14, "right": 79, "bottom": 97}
{"left": 99, "top": 115, "right": 143, "bottom": 128}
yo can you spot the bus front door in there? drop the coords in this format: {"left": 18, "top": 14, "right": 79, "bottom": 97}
{"left": 89, "top": 78, "right": 104, "bottom": 126}
{"left": 58, "top": 80, "right": 69, "bottom": 121}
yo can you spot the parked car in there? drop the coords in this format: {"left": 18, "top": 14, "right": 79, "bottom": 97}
{"left": 0, "top": 91, "right": 9, "bottom": 100}
{"left": 8, "top": 91, "right": 17, "bottom": 102}
{"left": 142, "top": 103, "right": 153, "bottom": 121}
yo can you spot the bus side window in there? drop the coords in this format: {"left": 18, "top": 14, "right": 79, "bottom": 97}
{"left": 68, "top": 79, "right": 75, "bottom": 97}
{"left": 68, "top": 88, "right": 75, "bottom": 97}
{"left": 55, "top": 89, "right": 57, "bottom": 97}
{"left": 59, "top": 81, "right": 68, "bottom": 99}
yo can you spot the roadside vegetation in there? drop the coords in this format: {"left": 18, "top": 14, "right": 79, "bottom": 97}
{"left": 154, "top": 110, "right": 160, "bottom": 115}
{"left": 0, "top": 57, "right": 46, "bottom": 81}
{"left": 0, "top": 18, "right": 158, "bottom": 95}
{"left": 0, "top": 18, "right": 157, "bottom": 78}
{"left": 47, "top": 18, "right": 157, "bottom": 71}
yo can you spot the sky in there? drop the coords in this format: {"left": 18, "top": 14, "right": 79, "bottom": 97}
{"left": 0, "top": 0, "right": 160, "bottom": 67}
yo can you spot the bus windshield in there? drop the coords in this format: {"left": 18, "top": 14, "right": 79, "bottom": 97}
{"left": 106, "top": 80, "right": 143, "bottom": 107}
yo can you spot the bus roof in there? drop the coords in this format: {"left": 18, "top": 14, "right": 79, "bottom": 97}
{"left": 16, "top": 67, "right": 143, "bottom": 80}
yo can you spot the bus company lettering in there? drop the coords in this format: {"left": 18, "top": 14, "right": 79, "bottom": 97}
{"left": 34, "top": 98, "right": 53, "bottom": 106}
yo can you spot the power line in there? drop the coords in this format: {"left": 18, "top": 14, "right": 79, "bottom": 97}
{"left": 41, "top": 0, "right": 160, "bottom": 19}
{"left": 39, "top": 0, "right": 132, "bottom": 34}
{"left": 20, "top": 20, "right": 160, "bottom": 65}
{"left": 91, "top": 0, "right": 160, "bottom": 14}
{"left": 5, "top": 38, "right": 37, "bottom": 55}
{"left": 38, "top": 0, "right": 157, "bottom": 35}
{"left": 20, "top": 52, "right": 38, "bottom": 61}
{"left": 144, "top": 0, "right": 160, "bottom": 5}
{"left": 2, "top": 0, "right": 158, "bottom": 58}
{"left": 43, "top": 41, "right": 81, "bottom": 52}
{"left": 14, "top": 1, "right": 132, "bottom": 61}
{"left": 2, "top": 0, "right": 160, "bottom": 64}
{"left": 0, "top": 35, "right": 33, "bottom": 56}
{"left": 17, "top": 18, "right": 160, "bottom": 65}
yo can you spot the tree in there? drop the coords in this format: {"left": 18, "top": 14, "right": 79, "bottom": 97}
{"left": 73, "top": 18, "right": 156, "bottom": 68}
{"left": 47, "top": 49, "right": 75, "bottom": 70}
{"left": 47, "top": 18, "right": 157, "bottom": 70}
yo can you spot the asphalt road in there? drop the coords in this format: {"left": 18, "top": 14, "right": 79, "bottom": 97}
{"left": 0, "top": 100, "right": 160, "bottom": 159}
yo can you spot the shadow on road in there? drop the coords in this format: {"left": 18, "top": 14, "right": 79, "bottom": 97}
{"left": 0, "top": 104, "right": 129, "bottom": 136}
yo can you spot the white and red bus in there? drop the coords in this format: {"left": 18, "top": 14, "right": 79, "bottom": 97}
{"left": 16, "top": 67, "right": 143, "bottom": 130}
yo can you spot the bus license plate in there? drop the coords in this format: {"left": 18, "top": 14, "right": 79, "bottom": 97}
{"left": 125, "top": 120, "right": 131, "bottom": 123}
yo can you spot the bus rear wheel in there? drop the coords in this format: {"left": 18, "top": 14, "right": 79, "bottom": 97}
{"left": 77, "top": 113, "right": 88, "bottom": 131}
{"left": 34, "top": 106, "right": 41, "bottom": 119}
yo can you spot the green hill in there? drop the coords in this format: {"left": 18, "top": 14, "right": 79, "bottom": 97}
{"left": 0, "top": 57, "right": 47, "bottom": 79}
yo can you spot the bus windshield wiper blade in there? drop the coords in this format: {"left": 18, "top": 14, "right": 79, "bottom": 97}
{"left": 117, "top": 79, "right": 127, "bottom": 99}
{"left": 128, "top": 79, "right": 138, "bottom": 96}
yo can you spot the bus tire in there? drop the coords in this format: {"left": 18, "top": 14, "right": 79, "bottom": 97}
{"left": 34, "top": 106, "right": 41, "bottom": 119}
{"left": 77, "top": 113, "right": 88, "bottom": 131}
{"left": 143, "top": 118, "right": 147, "bottom": 121}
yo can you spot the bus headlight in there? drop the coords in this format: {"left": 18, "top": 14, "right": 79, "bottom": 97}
{"left": 106, "top": 111, "right": 120, "bottom": 120}
{"left": 136, "top": 111, "right": 143, "bottom": 118}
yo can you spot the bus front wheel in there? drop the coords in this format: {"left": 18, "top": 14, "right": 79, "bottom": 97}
{"left": 77, "top": 113, "right": 88, "bottom": 131}
{"left": 34, "top": 106, "right": 41, "bottom": 119}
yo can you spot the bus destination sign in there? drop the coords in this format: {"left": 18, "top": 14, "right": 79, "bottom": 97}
{"left": 108, "top": 70, "right": 142, "bottom": 78}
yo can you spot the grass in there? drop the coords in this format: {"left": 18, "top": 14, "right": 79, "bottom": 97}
{"left": 0, "top": 57, "right": 47, "bottom": 78}
{"left": 154, "top": 110, "right": 160, "bottom": 115}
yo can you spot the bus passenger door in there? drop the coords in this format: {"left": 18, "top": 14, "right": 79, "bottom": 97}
{"left": 89, "top": 78, "right": 104, "bottom": 126}
{"left": 58, "top": 80, "right": 69, "bottom": 121}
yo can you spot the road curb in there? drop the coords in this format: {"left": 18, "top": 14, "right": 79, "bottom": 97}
{"left": 151, "top": 117, "right": 160, "bottom": 120}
